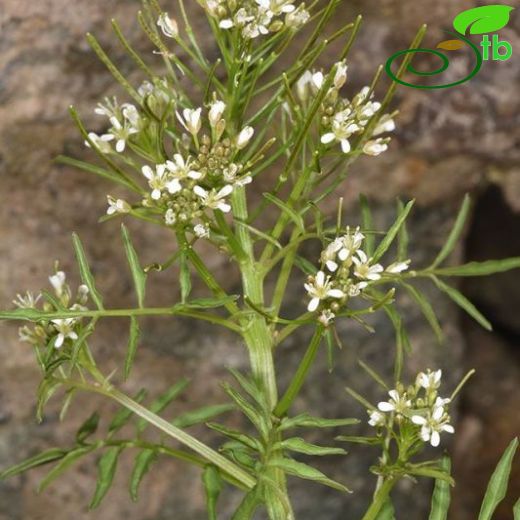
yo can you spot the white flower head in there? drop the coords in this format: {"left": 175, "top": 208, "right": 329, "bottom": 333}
{"left": 368, "top": 410, "right": 385, "bottom": 427}
{"left": 208, "top": 100, "right": 226, "bottom": 127}
{"left": 237, "top": 126, "right": 254, "bottom": 149}
{"left": 353, "top": 250, "right": 384, "bottom": 281}
{"left": 416, "top": 369, "right": 442, "bottom": 390}
{"left": 13, "top": 291, "right": 41, "bottom": 309}
{"left": 333, "top": 61, "right": 348, "bottom": 89}
{"left": 321, "top": 109, "right": 360, "bottom": 154}
{"left": 296, "top": 71, "right": 313, "bottom": 102}
{"left": 49, "top": 271, "right": 66, "bottom": 298}
{"left": 194, "top": 223, "right": 210, "bottom": 238}
{"left": 51, "top": 318, "right": 78, "bottom": 348}
{"left": 157, "top": 13, "right": 179, "bottom": 38}
{"left": 304, "top": 270, "right": 345, "bottom": 312}
{"left": 285, "top": 4, "right": 310, "bottom": 28}
{"left": 378, "top": 389, "right": 412, "bottom": 415}
{"left": 411, "top": 404, "right": 454, "bottom": 447}
{"left": 177, "top": 107, "right": 202, "bottom": 136}
{"left": 85, "top": 132, "right": 112, "bottom": 154}
{"left": 374, "top": 114, "right": 396, "bottom": 136}
{"left": 318, "top": 309, "right": 335, "bottom": 327}
{"left": 106, "top": 195, "right": 131, "bottom": 216}
{"left": 338, "top": 227, "right": 365, "bottom": 261}
{"left": 385, "top": 260, "right": 410, "bottom": 274}
{"left": 320, "top": 238, "right": 342, "bottom": 272}
{"left": 363, "top": 138, "right": 389, "bottom": 157}
{"left": 165, "top": 154, "right": 202, "bottom": 180}
{"left": 142, "top": 164, "right": 171, "bottom": 200}
{"left": 165, "top": 208, "right": 176, "bottom": 226}
{"left": 311, "top": 71, "right": 324, "bottom": 91}
{"left": 102, "top": 116, "right": 138, "bottom": 153}
{"left": 194, "top": 184, "right": 233, "bottom": 213}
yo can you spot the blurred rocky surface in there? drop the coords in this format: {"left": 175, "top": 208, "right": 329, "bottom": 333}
{"left": 0, "top": 0, "right": 519, "bottom": 519}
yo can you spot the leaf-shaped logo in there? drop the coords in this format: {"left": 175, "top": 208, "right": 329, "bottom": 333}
{"left": 436, "top": 39, "right": 466, "bottom": 51}
{"left": 453, "top": 5, "right": 514, "bottom": 35}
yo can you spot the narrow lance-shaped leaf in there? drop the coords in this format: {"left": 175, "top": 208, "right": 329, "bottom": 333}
{"left": 124, "top": 316, "right": 140, "bottom": 380}
{"left": 179, "top": 250, "right": 192, "bottom": 303}
{"left": 172, "top": 404, "right": 234, "bottom": 429}
{"left": 401, "top": 282, "right": 443, "bottom": 343}
{"left": 432, "top": 277, "right": 492, "bottom": 331}
{"left": 372, "top": 200, "right": 415, "bottom": 262}
{"left": 203, "top": 465, "right": 223, "bottom": 520}
{"left": 429, "top": 456, "right": 452, "bottom": 520}
{"left": 38, "top": 445, "right": 97, "bottom": 492}
{"left": 396, "top": 199, "right": 409, "bottom": 261}
{"left": 76, "top": 411, "right": 100, "bottom": 444}
{"left": 89, "top": 446, "right": 123, "bottom": 509}
{"left": 72, "top": 233, "right": 104, "bottom": 309}
{"left": 433, "top": 258, "right": 520, "bottom": 277}
{"left": 262, "top": 193, "right": 305, "bottom": 233}
{"left": 377, "top": 498, "right": 396, "bottom": 520}
{"left": 281, "top": 438, "right": 347, "bottom": 456}
{"left": 478, "top": 438, "right": 519, "bottom": 520}
{"left": 121, "top": 224, "right": 147, "bottom": 308}
{"left": 269, "top": 457, "right": 350, "bottom": 493}
{"left": 0, "top": 448, "right": 67, "bottom": 480}
{"left": 130, "top": 448, "right": 157, "bottom": 502}
{"left": 279, "top": 413, "right": 360, "bottom": 431}
{"left": 430, "top": 194, "right": 471, "bottom": 268}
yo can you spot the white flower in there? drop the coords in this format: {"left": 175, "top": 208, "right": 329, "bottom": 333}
{"left": 194, "top": 223, "right": 210, "bottom": 238}
{"left": 338, "top": 227, "right": 365, "bottom": 261}
{"left": 416, "top": 369, "right": 442, "bottom": 390}
{"left": 85, "top": 132, "right": 112, "bottom": 154}
{"left": 360, "top": 101, "right": 381, "bottom": 119}
{"left": 363, "top": 138, "right": 389, "bottom": 156}
{"left": 142, "top": 164, "right": 179, "bottom": 200}
{"left": 177, "top": 108, "right": 202, "bottom": 136}
{"left": 285, "top": 4, "right": 310, "bottom": 28}
{"left": 236, "top": 126, "right": 254, "bottom": 149}
{"left": 368, "top": 410, "right": 385, "bottom": 427}
{"left": 386, "top": 260, "right": 410, "bottom": 274}
{"left": 333, "top": 61, "right": 348, "bottom": 89}
{"left": 219, "top": 18, "right": 234, "bottom": 29}
{"left": 165, "top": 154, "right": 202, "bottom": 180}
{"left": 311, "top": 71, "right": 324, "bottom": 91}
{"left": 377, "top": 389, "right": 412, "bottom": 415}
{"left": 321, "top": 109, "right": 360, "bottom": 154}
{"left": 102, "top": 116, "right": 138, "bottom": 153}
{"left": 94, "top": 97, "right": 119, "bottom": 118}
{"left": 208, "top": 100, "right": 226, "bottom": 127}
{"left": 106, "top": 196, "right": 131, "bottom": 215}
{"left": 51, "top": 318, "right": 78, "bottom": 348}
{"left": 411, "top": 405, "right": 454, "bottom": 447}
{"left": 13, "top": 291, "right": 41, "bottom": 309}
{"left": 49, "top": 271, "right": 66, "bottom": 298}
{"left": 352, "top": 250, "right": 384, "bottom": 281}
{"left": 138, "top": 81, "right": 154, "bottom": 98}
{"left": 296, "top": 71, "right": 313, "bottom": 102}
{"left": 157, "top": 13, "right": 178, "bottom": 38}
{"left": 77, "top": 285, "right": 89, "bottom": 305}
{"left": 320, "top": 239, "right": 342, "bottom": 272}
{"left": 304, "top": 270, "right": 345, "bottom": 312}
{"left": 194, "top": 184, "right": 233, "bottom": 213}
{"left": 165, "top": 208, "right": 176, "bottom": 226}
{"left": 318, "top": 309, "right": 335, "bottom": 326}
{"left": 374, "top": 114, "right": 396, "bottom": 136}
{"left": 348, "top": 281, "right": 368, "bottom": 297}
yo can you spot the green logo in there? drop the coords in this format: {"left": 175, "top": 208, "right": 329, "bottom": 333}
{"left": 386, "top": 5, "right": 514, "bottom": 89}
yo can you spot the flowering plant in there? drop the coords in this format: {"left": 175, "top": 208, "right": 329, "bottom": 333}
{"left": 1, "top": 1, "right": 519, "bottom": 518}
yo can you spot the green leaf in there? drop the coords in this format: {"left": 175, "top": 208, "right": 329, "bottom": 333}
{"left": 0, "top": 307, "right": 45, "bottom": 321}
{"left": 279, "top": 413, "right": 360, "bottom": 431}
{"left": 372, "top": 200, "right": 414, "bottom": 262}
{"left": 514, "top": 497, "right": 520, "bottom": 520}
{"left": 108, "top": 389, "right": 147, "bottom": 435}
{"left": 407, "top": 466, "right": 454, "bottom": 486}
{"left": 179, "top": 250, "right": 192, "bottom": 303}
{"left": 227, "top": 368, "right": 268, "bottom": 411}
{"left": 203, "top": 465, "right": 223, "bottom": 520}
{"left": 281, "top": 438, "right": 347, "bottom": 456}
{"left": 432, "top": 277, "right": 492, "bottom": 331}
{"left": 401, "top": 282, "right": 443, "bottom": 343}
{"left": 360, "top": 195, "right": 375, "bottom": 256}
{"left": 36, "top": 377, "right": 61, "bottom": 422}
{"left": 124, "top": 316, "right": 140, "bottom": 381}
{"left": 335, "top": 435, "right": 382, "bottom": 445}
{"left": 130, "top": 448, "right": 157, "bottom": 502}
{"left": 430, "top": 195, "right": 471, "bottom": 268}
{"left": 172, "top": 404, "right": 234, "bottom": 429}
{"left": 38, "top": 445, "right": 96, "bottom": 492}
{"left": 429, "top": 456, "right": 452, "bottom": 520}
{"left": 206, "top": 423, "right": 262, "bottom": 452}
{"left": 70, "top": 320, "right": 96, "bottom": 369}
{"left": 76, "top": 412, "right": 100, "bottom": 444}
{"left": 433, "top": 258, "right": 520, "bottom": 277}
{"left": 72, "top": 233, "right": 104, "bottom": 309}
{"left": 269, "top": 458, "right": 350, "bottom": 492}
{"left": 358, "top": 360, "right": 389, "bottom": 390}
{"left": 262, "top": 193, "right": 305, "bottom": 233}
{"left": 183, "top": 296, "right": 239, "bottom": 309}
{"left": 0, "top": 448, "right": 67, "bottom": 480}
{"left": 453, "top": 5, "right": 514, "bottom": 35}
{"left": 89, "top": 446, "right": 123, "bottom": 509}
{"left": 478, "top": 438, "right": 519, "bottom": 520}
{"left": 396, "top": 199, "right": 409, "bottom": 261}
{"left": 294, "top": 254, "right": 318, "bottom": 275}
{"left": 137, "top": 379, "right": 190, "bottom": 433}
{"left": 121, "top": 225, "right": 147, "bottom": 308}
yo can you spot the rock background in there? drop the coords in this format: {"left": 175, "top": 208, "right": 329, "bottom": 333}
{"left": 0, "top": 0, "right": 519, "bottom": 519}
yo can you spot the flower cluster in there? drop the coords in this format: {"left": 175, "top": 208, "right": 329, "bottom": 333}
{"left": 203, "top": 0, "right": 310, "bottom": 39}
{"left": 296, "top": 61, "right": 395, "bottom": 156}
{"left": 305, "top": 227, "right": 409, "bottom": 325}
{"left": 16, "top": 269, "right": 89, "bottom": 350}
{"left": 369, "top": 369, "right": 455, "bottom": 448}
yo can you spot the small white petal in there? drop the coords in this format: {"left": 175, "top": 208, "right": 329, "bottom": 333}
{"left": 377, "top": 402, "right": 394, "bottom": 412}
{"left": 308, "top": 297, "right": 320, "bottom": 312}
{"left": 430, "top": 431, "right": 440, "bottom": 447}
{"left": 321, "top": 133, "right": 335, "bottom": 144}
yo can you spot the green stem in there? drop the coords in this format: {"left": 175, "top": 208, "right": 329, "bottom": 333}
{"left": 55, "top": 377, "right": 256, "bottom": 489}
{"left": 360, "top": 477, "right": 397, "bottom": 520}
{"left": 274, "top": 326, "right": 324, "bottom": 417}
